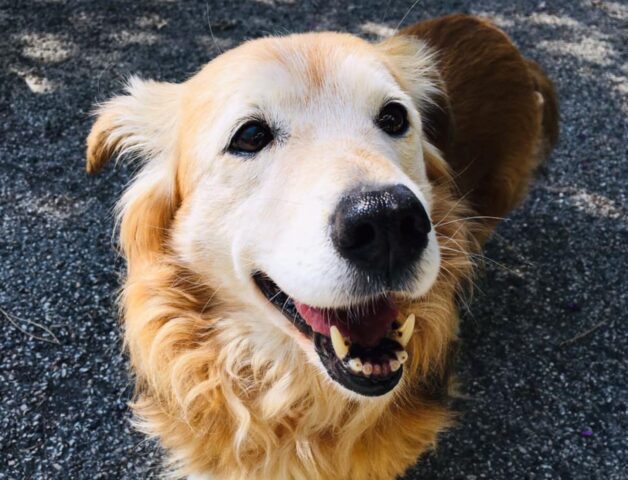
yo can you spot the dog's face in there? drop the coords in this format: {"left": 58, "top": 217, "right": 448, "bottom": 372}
{"left": 91, "top": 33, "right": 444, "bottom": 398}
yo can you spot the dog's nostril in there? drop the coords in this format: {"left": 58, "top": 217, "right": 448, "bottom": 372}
{"left": 348, "top": 222, "right": 376, "bottom": 250}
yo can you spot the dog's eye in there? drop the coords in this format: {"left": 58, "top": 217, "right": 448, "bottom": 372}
{"left": 376, "top": 102, "right": 409, "bottom": 136}
{"left": 229, "top": 121, "right": 273, "bottom": 154}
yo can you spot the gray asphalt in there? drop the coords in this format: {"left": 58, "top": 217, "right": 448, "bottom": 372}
{"left": 1, "top": 1, "right": 626, "bottom": 479}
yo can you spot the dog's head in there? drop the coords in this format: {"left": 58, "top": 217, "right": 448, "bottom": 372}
{"left": 88, "top": 33, "right": 452, "bottom": 398}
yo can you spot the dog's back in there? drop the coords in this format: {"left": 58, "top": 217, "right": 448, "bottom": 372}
{"left": 403, "top": 14, "right": 559, "bottom": 239}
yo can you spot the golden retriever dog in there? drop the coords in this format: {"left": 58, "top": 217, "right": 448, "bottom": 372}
{"left": 86, "top": 14, "right": 558, "bottom": 480}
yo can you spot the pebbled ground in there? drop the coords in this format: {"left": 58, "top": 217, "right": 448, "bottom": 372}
{"left": 0, "top": 1, "right": 626, "bottom": 479}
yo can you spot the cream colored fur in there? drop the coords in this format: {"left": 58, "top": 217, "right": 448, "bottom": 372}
{"left": 87, "top": 32, "right": 476, "bottom": 480}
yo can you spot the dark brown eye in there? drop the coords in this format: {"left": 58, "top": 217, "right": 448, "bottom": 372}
{"left": 376, "top": 102, "right": 409, "bottom": 136}
{"left": 229, "top": 121, "right": 273, "bottom": 154}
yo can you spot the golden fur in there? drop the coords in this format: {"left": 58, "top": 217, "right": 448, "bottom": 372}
{"left": 86, "top": 15, "right": 557, "bottom": 480}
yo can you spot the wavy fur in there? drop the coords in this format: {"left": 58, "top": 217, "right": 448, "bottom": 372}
{"left": 86, "top": 15, "right": 557, "bottom": 480}
{"left": 122, "top": 162, "right": 474, "bottom": 480}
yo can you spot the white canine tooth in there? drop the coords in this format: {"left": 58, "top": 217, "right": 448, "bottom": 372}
{"left": 398, "top": 313, "right": 415, "bottom": 348}
{"left": 348, "top": 358, "right": 363, "bottom": 373}
{"left": 330, "top": 326, "right": 349, "bottom": 359}
{"left": 362, "top": 362, "right": 373, "bottom": 376}
{"left": 395, "top": 350, "right": 408, "bottom": 364}
{"left": 389, "top": 359, "right": 401, "bottom": 372}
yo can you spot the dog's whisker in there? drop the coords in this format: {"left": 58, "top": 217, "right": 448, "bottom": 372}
{"left": 433, "top": 189, "right": 474, "bottom": 228}
{"left": 394, "top": 0, "right": 422, "bottom": 33}
{"left": 204, "top": 2, "right": 223, "bottom": 54}
{"left": 439, "top": 245, "right": 520, "bottom": 276}
{"left": 436, "top": 215, "right": 506, "bottom": 227}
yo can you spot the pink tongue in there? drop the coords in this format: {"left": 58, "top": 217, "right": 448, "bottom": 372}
{"left": 294, "top": 297, "right": 398, "bottom": 347}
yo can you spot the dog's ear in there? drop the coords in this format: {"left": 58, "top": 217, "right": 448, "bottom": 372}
{"left": 86, "top": 77, "right": 182, "bottom": 267}
{"left": 86, "top": 77, "right": 181, "bottom": 174}
{"left": 376, "top": 36, "right": 453, "bottom": 157}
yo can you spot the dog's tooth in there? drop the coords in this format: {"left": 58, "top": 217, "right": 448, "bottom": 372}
{"left": 389, "top": 359, "right": 401, "bottom": 372}
{"left": 373, "top": 364, "right": 382, "bottom": 376}
{"left": 348, "top": 358, "right": 363, "bottom": 373}
{"left": 330, "top": 326, "right": 349, "bottom": 360}
{"left": 398, "top": 313, "right": 415, "bottom": 348}
{"left": 362, "top": 362, "right": 373, "bottom": 376}
{"left": 395, "top": 350, "right": 408, "bottom": 364}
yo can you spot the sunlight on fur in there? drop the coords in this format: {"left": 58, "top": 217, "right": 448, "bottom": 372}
{"left": 86, "top": 14, "right": 557, "bottom": 480}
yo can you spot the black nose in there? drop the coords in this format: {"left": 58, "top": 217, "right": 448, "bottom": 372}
{"left": 331, "top": 184, "right": 431, "bottom": 280}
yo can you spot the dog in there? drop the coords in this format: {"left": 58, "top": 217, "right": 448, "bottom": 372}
{"left": 86, "top": 14, "right": 558, "bottom": 480}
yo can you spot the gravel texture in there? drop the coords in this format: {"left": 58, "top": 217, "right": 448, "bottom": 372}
{"left": 1, "top": 1, "right": 626, "bottom": 479}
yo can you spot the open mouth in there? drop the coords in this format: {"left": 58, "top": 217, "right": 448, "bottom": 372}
{"left": 253, "top": 272, "right": 415, "bottom": 396}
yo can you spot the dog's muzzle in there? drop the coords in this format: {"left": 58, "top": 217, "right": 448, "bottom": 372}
{"left": 253, "top": 184, "right": 431, "bottom": 396}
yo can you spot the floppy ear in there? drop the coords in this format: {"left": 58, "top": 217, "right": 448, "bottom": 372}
{"left": 86, "top": 77, "right": 182, "bottom": 267}
{"left": 376, "top": 35, "right": 454, "bottom": 159}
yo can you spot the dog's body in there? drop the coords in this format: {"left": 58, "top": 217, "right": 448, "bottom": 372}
{"left": 87, "top": 15, "right": 557, "bottom": 480}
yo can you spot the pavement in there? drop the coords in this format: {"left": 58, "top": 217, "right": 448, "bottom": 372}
{"left": 0, "top": 1, "right": 626, "bottom": 479}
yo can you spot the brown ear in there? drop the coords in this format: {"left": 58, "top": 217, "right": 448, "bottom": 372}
{"left": 86, "top": 77, "right": 182, "bottom": 266}
{"left": 376, "top": 35, "right": 454, "bottom": 157}
{"left": 419, "top": 80, "right": 453, "bottom": 158}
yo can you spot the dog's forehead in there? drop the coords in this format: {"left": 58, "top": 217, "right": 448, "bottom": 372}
{"left": 193, "top": 33, "right": 403, "bottom": 111}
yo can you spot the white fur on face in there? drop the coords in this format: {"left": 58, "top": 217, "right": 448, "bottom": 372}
{"left": 173, "top": 34, "right": 441, "bottom": 324}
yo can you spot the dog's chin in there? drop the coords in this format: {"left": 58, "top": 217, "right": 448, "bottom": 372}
{"left": 253, "top": 272, "right": 420, "bottom": 397}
